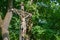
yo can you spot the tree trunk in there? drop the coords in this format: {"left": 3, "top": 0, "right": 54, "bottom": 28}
{"left": 1, "top": 0, "right": 13, "bottom": 40}
{"left": 0, "top": 16, "right": 3, "bottom": 40}
{"left": 1, "top": 10, "right": 13, "bottom": 40}
{"left": 0, "top": 16, "right": 3, "bottom": 27}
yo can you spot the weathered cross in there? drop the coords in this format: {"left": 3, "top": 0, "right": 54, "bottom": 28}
{"left": 12, "top": 2, "right": 32, "bottom": 40}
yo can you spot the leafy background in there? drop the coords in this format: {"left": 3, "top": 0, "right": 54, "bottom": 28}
{"left": 0, "top": 0, "right": 60, "bottom": 40}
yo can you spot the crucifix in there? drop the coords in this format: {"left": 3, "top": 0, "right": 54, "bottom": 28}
{"left": 12, "top": 2, "right": 32, "bottom": 40}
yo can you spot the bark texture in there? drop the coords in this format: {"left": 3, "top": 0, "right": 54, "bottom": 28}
{"left": 1, "top": 0, "right": 13, "bottom": 40}
{"left": 1, "top": 10, "right": 13, "bottom": 40}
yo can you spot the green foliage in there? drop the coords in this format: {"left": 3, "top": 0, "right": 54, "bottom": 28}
{"left": 9, "top": 13, "right": 20, "bottom": 40}
{"left": 31, "top": 26, "right": 46, "bottom": 40}
{"left": 0, "top": 0, "right": 60, "bottom": 40}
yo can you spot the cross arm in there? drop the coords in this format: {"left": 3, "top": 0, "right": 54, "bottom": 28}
{"left": 11, "top": 8, "right": 22, "bottom": 15}
{"left": 24, "top": 11, "right": 32, "bottom": 18}
{"left": 11, "top": 8, "right": 32, "bottom": 18}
